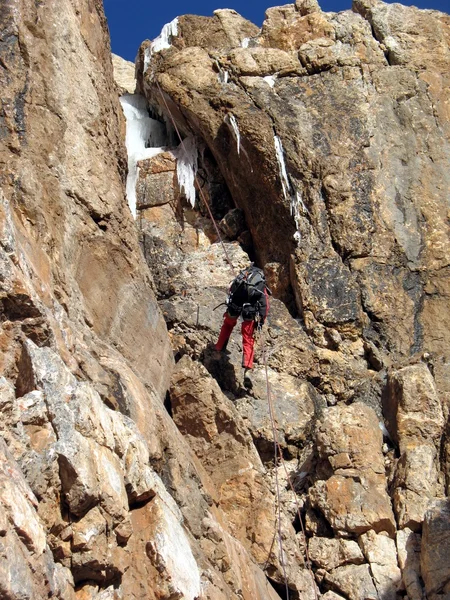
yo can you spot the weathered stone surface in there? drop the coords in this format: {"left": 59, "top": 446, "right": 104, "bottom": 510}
{"left": 137, "top": 0, "right": 450, "bottom": 382}
{"left": 359, "top": 530, "right": 402, "bottom": 600}
{"left": 235, "top": 371, "right": 318, "bottom": 459}
{"left": 324, "top": 563, "right": 378, "bottom": 600}
{"left": 385, "top": 364, "right": 445, "bottom": 529}
{"left": 229, "top": 47, "right": 302, "bottom": 76}
{"left": 3, "top": 0, "right": 450, "bottom": 598}
{"left": 219, "top": 208, "right": 246, "bottom": 239}
{"left": 396, "top": 528, "right": 424, "bottom": 600}
{"left": 310, "top": 403, "right": 396, "bottom": 535}
{"left": 385, "top": 364, "right": 444, "bottom": 450}
{"left": 393, "top": 444, "right": 440, "bottom": 531}
{"left": 421, "top": 499, "right": 450, "bottom": 600}
{"left": 0, "top": 0, "right": 173, "bottom": 404}
{"left": 0, "top": 437, "right": 75, "bottom": 600}
{"left": 136, "top": 152, "right": 178, "bottom": 209}
{"left": 292, "top": 256, "right": 363, "bottom": 331}
{"left": 112, "top": 53, "right": 136, "bottom": 94}
{"left": 308, "top": 537, "right": 364, "bottom": 570}
{"left": 133, "top": 495, "right": 201, "bottom": 600}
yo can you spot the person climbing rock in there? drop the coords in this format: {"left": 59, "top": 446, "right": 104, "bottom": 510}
{"left": 214, "top": 265, "right": 270, "bottom": 388}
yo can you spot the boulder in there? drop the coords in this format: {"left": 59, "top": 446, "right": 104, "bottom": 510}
{"left": 385, "top": 364, "right": 445, "bottom": 528}
{"left": 111, "top": 53, "right": 136, "bottom": 94}
{"left": 310, "top": 403, "right": 396, "bottom": 535}
{"left": 136, "top": 152, "right": 179, "bottom": 209}
{"left": 308, "top": 537, "right": 364, "bottom": 570}
{"left": 421, "top": 499, "right": 450, "bottom": 600}
{"left": 324, "top": 564, "right": 378, "bottom": 600}
{"left": 396, "top": 528, "right": 424, "bottom": 600}
{"left": 359, "top": 530, "right": 402, "bottom": 600}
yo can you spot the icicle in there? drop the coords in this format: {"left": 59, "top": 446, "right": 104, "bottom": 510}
{"left": 215, "top": 60, "right": 229, "bottom": 84}
{"left": 175, "top": 136, "right": 198, "bottom": 208}
{"left": 225, "top": 114, "right": 241, "bottom": 155}
{"left": 274, "top": 135, "right": 290, "bottom": 201}
{"left": 274, "top": 136, "right": 306, "bottom": 245}
{"left": 264, "top": 75, "right": 276, "bottom": 88}
{"left": 241, "top": 37, "right": 250, "bottom": 48}
{"left": 119, "top": 94, "right": 168, "bottom": 217}
{"left": 217, "top": 70, "right": 229, "bottom": 84}
{"left": 291, "top": 190, "right": 305, "bottom": 243}
{"left": 144, "top": 17, "right": 179, "bottom": 72}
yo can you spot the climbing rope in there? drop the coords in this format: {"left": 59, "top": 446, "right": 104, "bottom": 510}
{"left": 263, "top": 331, "right": 290, "bottom": 599}
{"left": 153, "top": 78, "right": 317, "bottom": 598}
{"left": 259, "top": 328, "right": 319, "bottom": 600}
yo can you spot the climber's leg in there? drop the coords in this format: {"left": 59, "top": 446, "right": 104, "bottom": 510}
{"left": 241, "top": 319, "right": 256, "bottom": 369}
{"left": 214, "top": 313, "right": 238, "bottom": 351}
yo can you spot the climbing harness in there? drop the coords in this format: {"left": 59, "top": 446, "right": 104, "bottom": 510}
{"left": 154, "top": 78, "right": 317, "bottom": 600}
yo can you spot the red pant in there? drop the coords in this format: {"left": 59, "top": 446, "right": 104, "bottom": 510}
{"left": 215, "top": 313, "right": 256, "bottom": 369}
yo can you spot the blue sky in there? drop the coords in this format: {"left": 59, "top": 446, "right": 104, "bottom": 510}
{"left": 104, "top": 0, "right": 450, "bottom": 62}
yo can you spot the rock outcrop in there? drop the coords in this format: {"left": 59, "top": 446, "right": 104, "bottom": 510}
{"left": 1, "top": 0, "right": 450, "bottom": 598}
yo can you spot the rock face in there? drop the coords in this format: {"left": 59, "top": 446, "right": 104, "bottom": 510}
{"left": 1, "top": 0, "right": 450, "bottom": 599}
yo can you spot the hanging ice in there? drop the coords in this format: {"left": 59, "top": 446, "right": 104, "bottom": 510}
{"left": 175, "top": 136, "right": 198, "bottom": 208}
{"left": 264, "top": 75, "right": 276, "bottom": 88}
{"left": 274, "top": 135, "right": 290, "bottom": 201}
{"left": 217, "top": 70, "right": 229, "bottom": 84}
{"left": 144, "top": 17, "right": 179, "bottom": 72}
{"left": 291, "top": 190, "right": 304, "bottom": 241}
{"left": 225, "top": 114, "right": 241, "bottom": 155}
{"left": 215, "top": 61, "right": 229, "bottom": 84}
{"left": 241, "top": 37, "right": 250, "bottom": 48}
{"left": 274, "top": 135, "right": 306, "bottom": 244}
{"left": 119, "top": 94, "right": 168, "bottom": 217}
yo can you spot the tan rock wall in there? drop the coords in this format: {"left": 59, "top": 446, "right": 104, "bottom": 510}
{"left": 0, "top": 0, "right": 172, "bottom": 401}
{"left": 132, "top": 2, "right": 450, "bottom": 598}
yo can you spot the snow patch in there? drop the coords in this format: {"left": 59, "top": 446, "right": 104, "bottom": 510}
{"left": 241, "top": 37, "right": 250, "bottom": 48}
{"left": 264, "top": 75, "right": 276, "bottom": 88}
{"left": 119, "top": 94, "right": 168, "bottom": 217}
{"left": 175, "top": 136, "right": 198, "bottom": 208}
{"left": 225, "top": 114, "right": 241, "bottom": 155}
{"left": 144, "top": 17, "right": 179, "bottom": 72}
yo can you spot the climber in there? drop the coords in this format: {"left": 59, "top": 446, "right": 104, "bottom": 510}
{"left": 214, "top": 265, "right": 270, "bottom": 388}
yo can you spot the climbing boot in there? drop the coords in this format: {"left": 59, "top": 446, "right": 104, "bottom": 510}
{"left": 243, "top": 368, "right": 253, "bottom": 389}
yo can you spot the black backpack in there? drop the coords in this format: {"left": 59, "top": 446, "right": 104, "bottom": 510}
{"left": 228, "top": 266, "right": 268, "bottom": 307}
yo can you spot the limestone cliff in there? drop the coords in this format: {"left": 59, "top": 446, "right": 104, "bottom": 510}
{"left": 1, "top": 0, "right": 450, "bottom": 599}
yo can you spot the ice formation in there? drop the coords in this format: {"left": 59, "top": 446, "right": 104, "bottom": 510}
{"left": 241, "top": 37, "right": 250, "bottom": 48}
{"left": 175, "top": 136, "right": 198, "bottom": 208}
{"left": 274, "top": 135, "right": 291, "bottom": 201}
{"left": 274, "top": 135, "right": 305, "bottom": 243}
{"left": 215, "top": 61, "right": 229, "bottom": 84}
{"left": 225, "top": 114, "right": 241, "bottom": 155}
{"left": 218, "top": 70, "right": 229, "bottom": 84}
{"left": 264, "top": 75, "right": 276, "bottom": 88}
{"left": 144, "top": 17, "right": 179, "bottom": 72}
{"left": 119, "top": 94, "right": 168, "bottom": 217}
